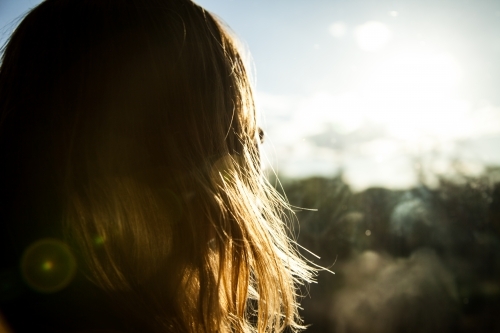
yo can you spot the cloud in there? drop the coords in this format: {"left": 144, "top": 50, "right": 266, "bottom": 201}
{"left": 257, "top": 90, "right": 500, "bottom": 189}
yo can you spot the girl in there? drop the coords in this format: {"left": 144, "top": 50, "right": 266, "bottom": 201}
{"left": 0, "top": 0, "right": 314, "bottom": 332}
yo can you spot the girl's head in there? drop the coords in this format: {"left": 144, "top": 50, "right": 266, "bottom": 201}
{"left": 0, "top": 1, "right": 313, "bottom": 332}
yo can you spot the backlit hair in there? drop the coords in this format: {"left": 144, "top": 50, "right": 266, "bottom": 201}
{"left": 0, "top": 0, "right": 314, "bottom": 332}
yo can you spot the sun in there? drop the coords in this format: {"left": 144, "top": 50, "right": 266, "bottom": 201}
{"left": 365, "top": 50, "right": 461, "bottom": 99}
{"left": 354, "top": 21, "right": 392, "bottom": 52}
{"left": 357, "top": 48, "right": 463, "bottom": 141}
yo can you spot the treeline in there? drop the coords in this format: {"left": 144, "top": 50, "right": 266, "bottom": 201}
{"left": 275, "top": 169, "right": 500, "bottom": 333}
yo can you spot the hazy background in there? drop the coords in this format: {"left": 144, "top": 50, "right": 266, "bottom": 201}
{"left": 3, "top": 0, "right": 500, "bottom": 191}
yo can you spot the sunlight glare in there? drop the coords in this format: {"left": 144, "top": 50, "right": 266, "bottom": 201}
{"left": 354, "top": 49, "right": 464, "bottom": 141}
{"left": 354, "top": 21, "right": 392, "bottom": 52}
{"left": 365, "top": 50, "right": 461, "bottom": 99}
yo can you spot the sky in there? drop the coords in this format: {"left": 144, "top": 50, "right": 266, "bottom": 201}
{"left": 2, "top": 0, "right": 500, "bottom": 191}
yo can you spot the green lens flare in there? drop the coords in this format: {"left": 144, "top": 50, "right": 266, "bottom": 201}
{"left": 41, "top": 260, "right": 54, "bottom": 271}
{"left": 94, "top": 235, "right": 105, "bottom": 245}
{"left": 21, "top": 239, "right": 77, "bottom": 293}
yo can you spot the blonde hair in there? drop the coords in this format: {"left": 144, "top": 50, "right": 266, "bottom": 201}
{"left": 0, "top": 1, "right": 314, "bottom": 332}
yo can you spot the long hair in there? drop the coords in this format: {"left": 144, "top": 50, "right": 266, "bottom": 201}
{"left": 0, "top": 1, "right": 314, "bottom": 332}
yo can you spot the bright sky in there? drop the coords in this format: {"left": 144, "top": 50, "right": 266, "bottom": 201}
{"left": 2, "top": 0, "right": 500, "bottom": 191}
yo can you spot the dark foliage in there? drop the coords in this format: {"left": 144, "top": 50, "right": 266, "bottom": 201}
{"left": 277, "top": 170, "right": 500, "bottom": 333}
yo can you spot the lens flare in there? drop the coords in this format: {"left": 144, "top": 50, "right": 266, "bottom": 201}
{"left": 21, "top": 239, "right": 77, "bottom": 293}
{"left": 94, "top": 235, "right": 105, "bottom": 245}
{"left": 41, "top": 260, "right": 54, "bottom": 271}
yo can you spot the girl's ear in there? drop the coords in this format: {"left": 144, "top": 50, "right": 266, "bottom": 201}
{"left": 258, "top": 127, "right": 264, "bottom": 144}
